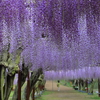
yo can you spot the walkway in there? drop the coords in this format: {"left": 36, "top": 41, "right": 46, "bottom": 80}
{"left": 36, "top": 80, "right": 98, "bottom": 100}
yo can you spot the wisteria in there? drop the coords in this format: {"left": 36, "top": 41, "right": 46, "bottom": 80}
{"left": 44, "top": 67, "right": 100, "bottom": 80}
{"left": 0, "top": 0, "right": 100, "bottom": 80}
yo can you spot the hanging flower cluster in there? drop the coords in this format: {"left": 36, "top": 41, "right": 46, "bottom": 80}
{"left": 0, "top": 0, "right": 100, "bottom": 79}
{"left": 44, "top": 67, "right": 100, "bottom": 80}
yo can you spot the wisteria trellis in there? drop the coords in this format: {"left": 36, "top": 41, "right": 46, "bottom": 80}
{"left": 0, "top": 0, "right": 100, "bottom": 79}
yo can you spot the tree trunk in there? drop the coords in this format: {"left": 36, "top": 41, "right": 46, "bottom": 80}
{"left": 81, "top": 80, "right": 85, "bottom": 91}
{"left": 78, "top": 79, "right": 81, "bottom": 91}
{"left": 85, "top": 79, "right": 88, "bottom": 93}
{"left": 12, "top": 66, "right": 28, "bottom": 100}
{"left": 0, "top": 65, "right": 5, "bottom": 100}
{"left": 18, "top": 70, "right": 21, "bottom": 100}
{"left": 30, "top": 68, "right": 43, "bottom": 92}
{"left": 26, "top": 71, "right": 30, "bottom": 100}
{"left": 4, "top": 74, "right": 15, "bottom": 100}
{"left": 0, "top": 66, "right": 1, "bottom": 100}
{"left": 98, "top": 78, "right": 100, "bottom": 97}
{"left": 88, "top": 79, "right": 94, "bottom": 95}
{"left": 32, "top": 87, "right": 35, "bottom": 100}
{"left": 22, "top": 68, "right": 43, "bottom": 100}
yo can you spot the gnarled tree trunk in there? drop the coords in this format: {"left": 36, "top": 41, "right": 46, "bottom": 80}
{"left": 0, "top": 65, "right": 5, "bottom": 100}
{"left": 12, "top": 66, "right": 28, "bottom": 100}
{"left": 22, "top": 68, "right": 43, "bottom": 100}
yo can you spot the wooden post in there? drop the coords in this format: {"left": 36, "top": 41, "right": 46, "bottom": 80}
{"left": 26, "top": 71, "right": 30, "bottom": 100}
{"left": 18, "top": 70, "right": 21, "bottom": 100}
{"left": 98, "top": 79, "right": 100, "bottom": 97}
{"left": 32, "top": 87, "right": 35, "bottom": 100}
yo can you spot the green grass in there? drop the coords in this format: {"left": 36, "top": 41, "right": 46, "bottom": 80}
{"left": 8, "top": 91, "right": 14, "bottom": 100}
{"left": 60, "top": 80, "right": 72, "bottom": 87}
{"left": 90, "top": 94, "right": 100, "bottom": 99}
{"left": 60, "top": 80, "right": 100, "bottom": 100}
{"left": 36, "top": 90, "right": 54, "bottom": 100}
{"left": 9, "top": 83, "right": 26, "bottom": 100}
{"left": 36, "top": 86, "right": 100, "bottom": 100}
{"left": 8, "top": 80, "right": 100, "bottom": 100}
{"left": 42, "top": 91, "right": 54, "bottom": 95}
{"left": 9, "top": 91, "right": 14, "bottom": 97}
{"left": 90, "top": 96, "right": 100, "bottom": 99}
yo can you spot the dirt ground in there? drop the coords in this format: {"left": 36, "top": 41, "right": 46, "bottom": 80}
{"left": 37, "top": 80, "right": 98, "bottom": 100}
